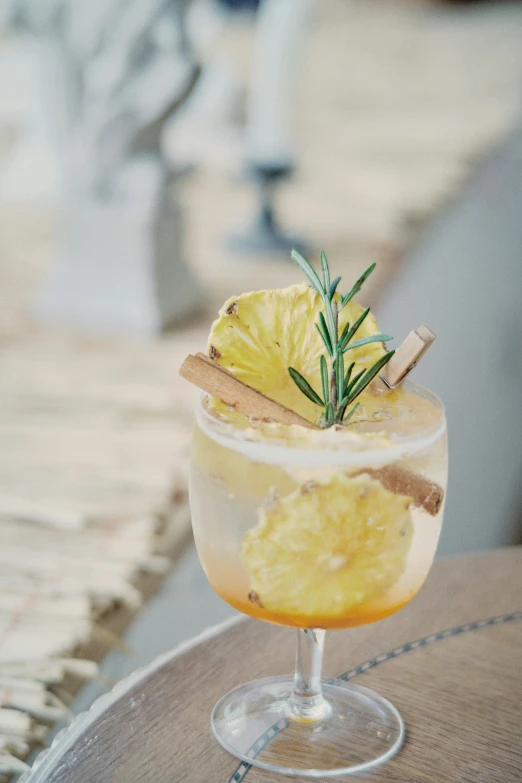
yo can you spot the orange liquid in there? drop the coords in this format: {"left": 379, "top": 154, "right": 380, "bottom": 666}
{"left": 199, "top": 547, "right": 417, "bottom": 630}
{"left": 216, "top": 588, "right": 411, "bottom": 629}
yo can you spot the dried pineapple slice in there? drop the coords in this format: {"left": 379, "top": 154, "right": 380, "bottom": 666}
{"left": 207, "top": 283, "right": 386, "bottom": 424}
{"left": 241, "top": 473, "right": 413, "bottom": 620}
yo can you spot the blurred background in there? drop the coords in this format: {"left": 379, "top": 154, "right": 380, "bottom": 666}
{"left": 1, "top": 0, "right": 522, "bottom": 775}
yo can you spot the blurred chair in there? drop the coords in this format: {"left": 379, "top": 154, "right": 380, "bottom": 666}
{"left": 1, "top": 0, "right": 203, "bottom": 336}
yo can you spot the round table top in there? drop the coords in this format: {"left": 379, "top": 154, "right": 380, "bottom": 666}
{"left": 25, "top": 547, "right": 522, "bottom": 783}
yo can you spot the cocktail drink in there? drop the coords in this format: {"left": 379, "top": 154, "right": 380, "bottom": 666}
{"left": 185, "top": 252, "right": 447, "bottom": 777}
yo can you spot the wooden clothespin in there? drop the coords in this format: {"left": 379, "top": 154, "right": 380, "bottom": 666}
{"left": 380, "top": 325, "right": 436, "bottom": 389}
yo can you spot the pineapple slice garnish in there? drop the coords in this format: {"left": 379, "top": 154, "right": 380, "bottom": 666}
{"left": 241, "top": 474, "right": 413, "bottom": 620}
{"left": 206, "top": 283, "right": 386, "bottom": 425}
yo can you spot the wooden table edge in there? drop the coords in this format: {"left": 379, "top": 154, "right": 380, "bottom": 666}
{"left": 20, "top": 614, "right": 244, "bottom": 783}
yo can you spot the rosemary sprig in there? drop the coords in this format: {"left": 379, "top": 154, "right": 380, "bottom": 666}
{"left": 288, "top": 250, "right": 394, "bottom": 427}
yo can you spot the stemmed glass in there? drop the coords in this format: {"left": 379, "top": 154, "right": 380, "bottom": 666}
{"left": 189, "top": 383, "right": 447, "bottom": 777}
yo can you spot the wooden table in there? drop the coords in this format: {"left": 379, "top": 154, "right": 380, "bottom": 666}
{"left": 23, "top": 548, "right": 522, "bottom": 783}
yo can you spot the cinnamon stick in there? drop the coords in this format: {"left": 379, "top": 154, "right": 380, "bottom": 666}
{"left": 179, "top": 353, "right": 319, "bottom": 429}
{"left": 355, "top": 465, "right": 444, "bottom": 516}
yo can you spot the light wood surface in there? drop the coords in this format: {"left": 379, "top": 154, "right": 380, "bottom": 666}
{"left": 25, "top": 547, "right": 522, "bottom": 783}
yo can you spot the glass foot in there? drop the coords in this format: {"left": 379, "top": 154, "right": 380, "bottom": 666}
{"left": 211, "top": 675, "right": 404, "bottom": 778}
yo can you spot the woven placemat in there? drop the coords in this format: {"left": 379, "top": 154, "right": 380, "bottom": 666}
{"left": 0, "top": 211, "right": 200, "bottom": 777}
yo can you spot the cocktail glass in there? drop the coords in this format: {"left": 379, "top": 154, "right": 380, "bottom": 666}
{"left": 189, "top": 382, "right": 447, "bottom": 777}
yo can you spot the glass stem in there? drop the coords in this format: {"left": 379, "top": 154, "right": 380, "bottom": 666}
{"left": 288, "top": 628, "right": 331, "bottom": 721}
